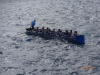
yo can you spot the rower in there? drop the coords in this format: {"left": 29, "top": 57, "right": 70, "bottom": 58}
{"left": 48, "top": 29, "right": 51, "bottom": 35}
{"left": 39, "top": 29, "right": 42, "bottom": 34}
{"left": 45, "top": 27, "right": 49, "bottom": 35}
{"left": 52, "top": 28, "right": 55, "bottom": 32}
{"left": 68, "top": 30, "right": 72, "bottom": 37}
{"left": 64, "top": 30, "right": 69, "bottom": 36}
{"left": 46, "top": 27, "right": 49, "bottom": 30}
{"left": 57, "top": 29, "right": 61, "bottom": 35}
{"left": 42, "top": 27, "right": 45, "bottom": 30}
{"left": 36, "top": 27, "right": 39, "bottom": 33}
{"left": 61, "top": 32, "right": 65, "bottom": 38}
{"left": 73, "top": 31, "right": 77, "bottom": 37}
{"left": 42, "top": 27, "right": 45, "bottom": 33}
{"left": 52, "top": 28, "right": 55, "bottom": 33}
{"left": 36, "top": 27, "right": 39, "bottom": 30}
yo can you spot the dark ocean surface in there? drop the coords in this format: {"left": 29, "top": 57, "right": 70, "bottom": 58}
{"left": 0, "top": 0, "right": 100, "bottom": 75}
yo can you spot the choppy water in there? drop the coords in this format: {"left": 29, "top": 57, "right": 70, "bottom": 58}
{"left": 0, "top": 0, "right": 100, "bottom": 75}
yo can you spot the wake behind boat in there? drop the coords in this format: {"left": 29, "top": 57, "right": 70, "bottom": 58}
{"left": 25, "top": 27, "right": 85, "bottom": 45}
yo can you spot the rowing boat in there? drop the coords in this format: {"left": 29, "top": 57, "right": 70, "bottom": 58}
{"left": 25, "top": 28, "right": 85, "bottom": 45}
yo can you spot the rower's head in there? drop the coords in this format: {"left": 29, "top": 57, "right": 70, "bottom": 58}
{"left": 34, "top": 20, "right": 36, "bottom": 22}
{"left": 65, "top": 30, "right": 68, "bottom": 33}
{"left": 74, "top": 31, "right": 77, "bottom": 34}
{"left": 42, "top": 27, "right": 44, "bottom": 29}
{"left": 53, "top": 28, "right": 55, "bottom": 30}
{"left": 36, "top": 27, "right": 38, "bottom": 29}
{"left": 58, "top": 29, "right": 60, "bottom": 31}
{"left": 47, "top": 27, "right": 49, "bottom": 30}
{"left": 70, "top": 30, "right": 72, "bottom": 33}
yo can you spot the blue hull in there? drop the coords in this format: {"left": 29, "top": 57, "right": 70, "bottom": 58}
{"left": 25, "top": 30, "right": 85, "bottom": 45}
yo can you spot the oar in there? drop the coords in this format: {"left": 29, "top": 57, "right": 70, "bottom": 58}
{"left": 14, "top": 32, "right": 25, "bottom": 36}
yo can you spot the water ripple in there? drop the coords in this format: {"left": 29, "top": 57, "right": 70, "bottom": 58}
{"left": 0, "top": 0, "right": 99, "bottom": 75}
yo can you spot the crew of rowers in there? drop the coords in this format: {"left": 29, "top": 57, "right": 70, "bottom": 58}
{"left": 29, "top": 20, "right": 77, "bottom": 38}
{"left": 30, "top": 27, "right": 78, "bottom": 38}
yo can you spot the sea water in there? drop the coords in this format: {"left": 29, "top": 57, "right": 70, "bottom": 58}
{"left": 0, "top": 0, "right": 100, "bottom": 75}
